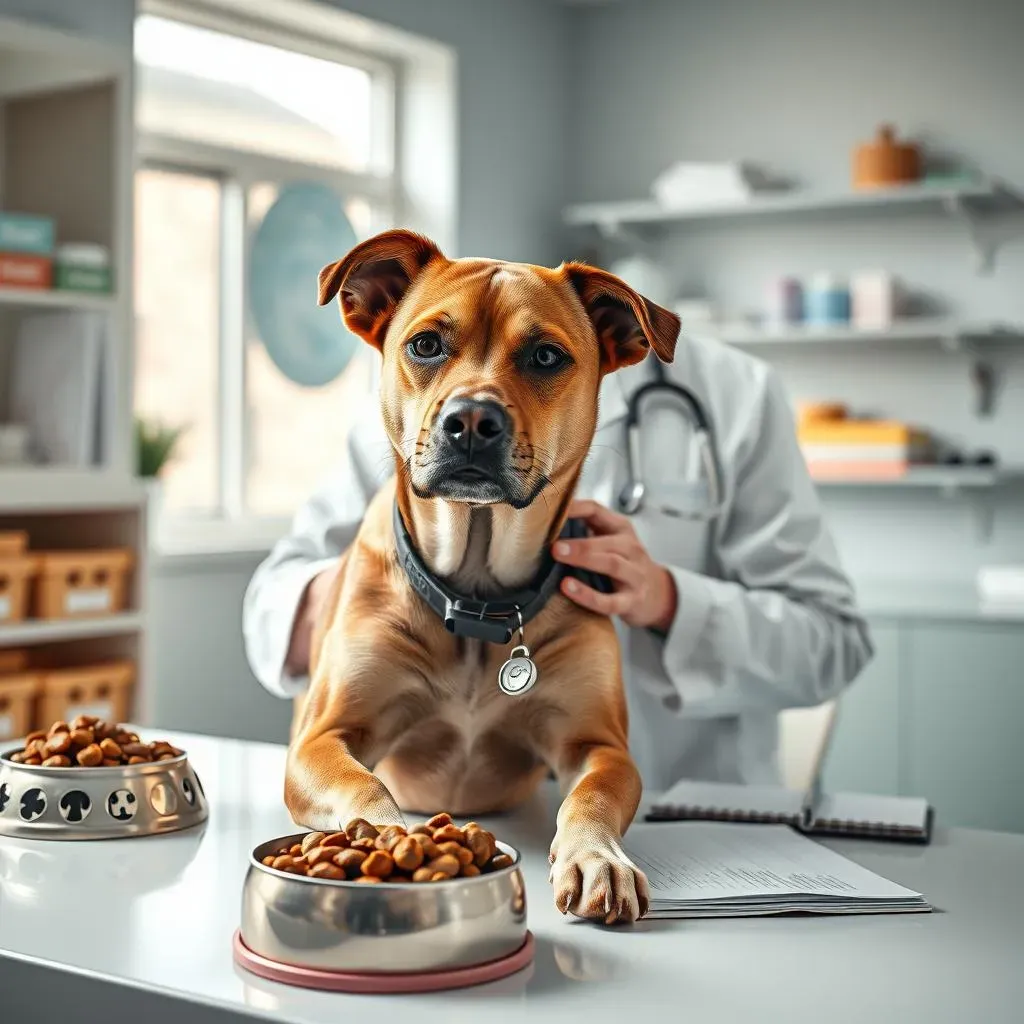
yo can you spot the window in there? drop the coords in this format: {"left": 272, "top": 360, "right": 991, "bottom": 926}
{"left": 133, "top": 6, "right": 397, "bottom": 541}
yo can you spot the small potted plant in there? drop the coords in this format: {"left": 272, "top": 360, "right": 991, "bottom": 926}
{"left": 134, "top": 416, "right": 185, "bottom": 545}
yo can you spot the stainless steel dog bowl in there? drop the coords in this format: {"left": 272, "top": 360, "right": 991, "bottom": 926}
{"left": 240, "top": 833, "right": 528, "bottom": 975}
{"left": 0, "top": 748, "right": 208, "bottom": 840}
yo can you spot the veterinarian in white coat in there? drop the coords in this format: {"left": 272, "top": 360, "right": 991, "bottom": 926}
{"left": 243, "top": 338, "right": 873, "bottom": 791}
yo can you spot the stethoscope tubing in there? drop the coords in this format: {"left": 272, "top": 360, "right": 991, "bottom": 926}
{"left": 617, "top": 352, "right": 726, "bottom": 520}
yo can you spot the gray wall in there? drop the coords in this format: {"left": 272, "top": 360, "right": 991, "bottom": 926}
{"left": 568, "top": 0, "right": 1024, "bottom": 582}
{"left": 326, "top": 0, "right": 571, "bottom": 266}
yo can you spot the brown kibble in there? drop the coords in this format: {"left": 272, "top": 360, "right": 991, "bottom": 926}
{"left": 409, "top": 823, "right": 432, "bottom": 836}
{"left": 305, "top": 847, "right": 338, "bottom": 867}
{"left": 69, "top": 728, "right": 95, "bottom": 749}
{"left": 320, "top": 831, "right": 349, "bottom": 848}
{"left": 411, "top": 866, "right": 435, "bottom": 883}
{"left": 76, "top": 744, "right": 103, "bottom": 767}
{"left": 262, "top": 855, "right": 275, "bottom": 866}
{"left": 23, "top": 756, "right": 42, "bottom": 765}
{"left": 461, "top": 864, "right": 481, "bottom": 877}
{"left": 128, "top": 756, "right": 147, "bottom": 765}
{"left": 344, "top": 817, "right": 379, "bottom": 840}
{"left": 467, "top": 828, "right": 497, "bottom": 867}
{"left": 361, "top": 850, "right": 395, "bottom": 879}
{"left": 425, "top": 854, "right": 460, "bottom": 878}
{"left": 121, "top": 742, "right": 149, "bottom": 758}
{"left": 25, "top": 739, "right": 46, "bottom": 759}
{"left": 94, "top": 721, "right": 116, "bottom": 741}
{"left": 47, "top": 721, "right": 70, "bottom": 738}
{"left": 42, "top": 755, "right": 72, "bottom": 768}
{"left": 374, "top": 825, "right": 407, "bottom": 851}
{"left": 309, "top": 862, "right": 345, "bottom": 880}
{"left": 301, "top": 832, "right": 327, "bottom": 854}
{"left": 432, "top": 824, "right": 464, "bottom": 844}
{"left": 407, "top": 834, "right": 441, "bottom": 859}
{"left": 489, "top": 854, "right": 514, "bottom": 871}
{"left": 351, "top": 837, "right": 376, "bottom": 852}
{"left": 102, "top": 758, "right": 120, "bottom": 766}
{"left": 393, "top": 836, "right": 425, "bottom": 872}
{"left": 9, "top": 752, "right": 26, "bottom": 764}
{"left": 99, "top": 738, "right": 123, "bottom": 760}
{"left": 355, "top": 875, "right": 382, "bottom": 884}
{"left": 271, "top": 855, "right": 296, "bottom": 871}
{"left": 288, "top": 844, "right": 303, "bottom": 857}
{"left": 157, "top": 753, "right": 175, "bottom": 761}
{"left": 333, "top": 849, "right": 368, "bottom": 877}
{"left": 43, "top": 732, "right": 71, "bottom": 757}
{"left": 425, "top": 812, "right": 453, "bottom": 829}
{"left": 430, "top": 872, "right": 450, "bottom": 882}
{"left": 71, "top": 714, "right": 99, "bottom": 728}
{"left": 26, "top": 730, "right": 47, "bottom": 744}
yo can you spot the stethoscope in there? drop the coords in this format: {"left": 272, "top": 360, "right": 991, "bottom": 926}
{"left": 616, "top": 353, "right": 726, "bottom": 521}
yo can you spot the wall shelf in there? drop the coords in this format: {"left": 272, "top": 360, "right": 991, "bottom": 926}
{"left": 564, "top": 179, "right": 1024, "bottom": 230}
{"left": 813, "top": 466, "right": 1023, "bottom": 492}
{"left": 0, "top": 470, "right": 145, "bottom": 513}
{"left": 0, "top": 15, "right": 128, "bottom": 99}
{"left": 564, "top": 178, "right": 1024, "bottom": 273}
{"left": 710, "top": 318, "right": 1021, "bottom": 352}
{"left": 0, "top": 287, "right": 116, "bottom": 313}
{"left": 0, "top": 612, "right": 145, "bottom": 648}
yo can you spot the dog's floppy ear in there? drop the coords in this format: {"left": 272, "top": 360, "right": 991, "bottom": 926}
{"left": 318, "top": 229, "right": 444, "bottom": 350}
{"left": 563, "top": 262, "right": 680, "bottom": 372}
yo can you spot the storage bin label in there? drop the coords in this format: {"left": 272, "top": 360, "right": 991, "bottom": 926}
{"left": 0, "top": 596, "right": 10, "bottom": 619}
{"left": 65, "top": 588, "right": 111, "bottom": 614}
{"left": 66, "top": 701, "right": 113, "bottom": 723}
{"left": 0, "top": 713, "right": 12, "bottom": 739}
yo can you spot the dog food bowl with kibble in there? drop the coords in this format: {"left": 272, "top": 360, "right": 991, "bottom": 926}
{"left": 235, "top": 832, "right": 532, "bottom": 994}
{"left": 0, "top": 748, "right": 208, "bottom": 840}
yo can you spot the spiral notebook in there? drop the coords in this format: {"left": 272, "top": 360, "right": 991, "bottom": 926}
{"left": 645, "top": 781, "right": 933, "bottom": 842}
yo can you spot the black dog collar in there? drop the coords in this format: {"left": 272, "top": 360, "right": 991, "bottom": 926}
{"left": 393, "top": 501, "right": 613, "bottom": 644}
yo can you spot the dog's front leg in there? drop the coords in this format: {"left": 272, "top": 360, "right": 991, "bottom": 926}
{"left": 285, "top": 726, "right": 405, "bottom": 832}
{"left": 548, "top": 742, "right": 649, "bottom": 925}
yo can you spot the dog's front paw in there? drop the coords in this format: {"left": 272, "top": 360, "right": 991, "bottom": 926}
{"left": 549, "top": 838, "right": 650, "bottom": 925}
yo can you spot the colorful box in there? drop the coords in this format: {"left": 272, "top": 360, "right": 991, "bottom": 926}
{"left": 0, "top": 212, "right": 55, "bottom": 255}
{"left": 0, "top": 252, "right": 53, "bottom": 290}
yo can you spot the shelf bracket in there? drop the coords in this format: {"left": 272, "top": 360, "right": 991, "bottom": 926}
{"left": 942, "top": 195, "right": 999, "bottom": 275}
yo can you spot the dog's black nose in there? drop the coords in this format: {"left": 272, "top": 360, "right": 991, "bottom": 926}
{"left": 439, "top": 397, "right": 510, "bottom": 454}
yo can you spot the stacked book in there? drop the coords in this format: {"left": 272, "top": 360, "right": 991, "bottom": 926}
{"left": 798, "top": 419, "right": 934, "bottom": 479}
{"left": 0, "top": 212, "right": 54, "bottom": 291}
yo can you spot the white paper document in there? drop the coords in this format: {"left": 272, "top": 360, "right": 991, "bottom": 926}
{"left": 624, "top": 821, "right": 931, "bottom": 918}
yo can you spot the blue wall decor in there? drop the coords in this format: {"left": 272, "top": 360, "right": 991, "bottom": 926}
{"left": 249, "top": 182, "right": 360, "bottom": 388}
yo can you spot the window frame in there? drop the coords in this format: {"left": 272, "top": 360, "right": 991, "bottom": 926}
{"left": 134, "top": 0, "right": 402, "bottom": 554}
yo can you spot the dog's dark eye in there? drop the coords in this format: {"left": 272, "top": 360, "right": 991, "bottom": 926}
{"left": 407, "top": 332, "right": 444, "bottom": 361}
{"left": 530, "top": 344, "right": 567, "bottom": 372}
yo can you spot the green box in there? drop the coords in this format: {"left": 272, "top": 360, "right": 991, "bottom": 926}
{"left": 54, "top": 264, "right": 112, "bottom": 293}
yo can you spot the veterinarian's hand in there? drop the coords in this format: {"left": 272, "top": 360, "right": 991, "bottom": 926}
{"left": 552, "top": 499, "right": 678, "bottom": 634}
{"left": 285, "top": 563, "right": 341, "bottom": 676}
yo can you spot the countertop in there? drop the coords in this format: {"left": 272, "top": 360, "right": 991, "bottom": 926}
{"left": 1, "top": 731, "right": 1022, "bottom": 1023}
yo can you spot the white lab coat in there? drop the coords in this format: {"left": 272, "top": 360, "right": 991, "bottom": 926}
{"left": 243, "top": 335, "right": 873, "bottom": 790}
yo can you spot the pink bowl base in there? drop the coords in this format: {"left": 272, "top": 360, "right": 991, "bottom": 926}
{"left": 233, "top": 930, "right": 535, "bottom": 994}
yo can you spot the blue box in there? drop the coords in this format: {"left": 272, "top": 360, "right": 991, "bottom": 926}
{"left": 0, "top": 212, "right": 55, "bottom": 255}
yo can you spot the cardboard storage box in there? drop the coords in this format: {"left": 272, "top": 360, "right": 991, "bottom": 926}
{"left": 0, "top": 531, "right": 28, "bottom": 557}
{"left": 0, "top": 556, "right": 38, "bottom": 624}
{"left": 33, "top": 549, "right": 133, "bottom": 619}
{"left": 37, "top": 661, "right": 135, "bottom": 729}
{"left": 0, "top": 671, "right": 41, "bottom": 742}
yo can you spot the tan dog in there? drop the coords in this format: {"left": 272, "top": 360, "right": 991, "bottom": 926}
{"left": 286, "top": 229, "right": 679, "bottom": 924}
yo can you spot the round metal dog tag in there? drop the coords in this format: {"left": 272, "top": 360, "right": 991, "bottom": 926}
{"left": 498, "top": 646, "right": 538, "bottom": 696}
